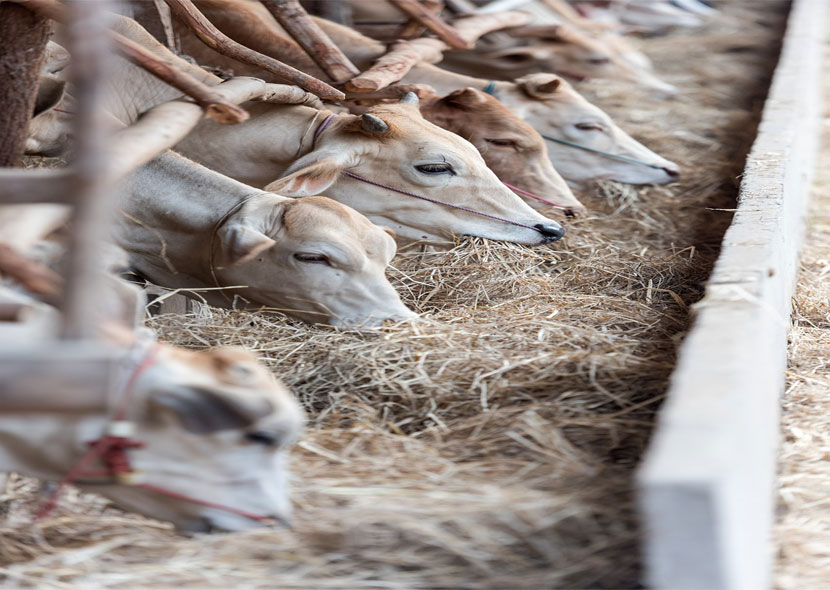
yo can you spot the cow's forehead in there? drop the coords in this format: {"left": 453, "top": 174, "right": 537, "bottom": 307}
{"left": 277, "top": 197, "right": 387, "bottom": 255}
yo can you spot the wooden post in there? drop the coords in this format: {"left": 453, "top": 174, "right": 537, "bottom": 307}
{"left": 0, "top": 3, "right": 51, "bottom": 167}
{"left": 259, "top": 0, "right": 360, "bottom": 83}
{"left": 59, "top": 0, "right": 116, "bottom": 340}
{"left": 164, "top": 0, "right": 345, "bottom": 100}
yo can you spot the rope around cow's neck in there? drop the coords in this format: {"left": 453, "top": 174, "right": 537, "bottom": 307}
{"left": 481, "top": 81, "right": 666, "bottom": 171}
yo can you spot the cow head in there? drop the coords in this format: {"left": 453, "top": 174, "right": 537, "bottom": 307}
{"left": 0, "top": 289, "right": 303, "bottom": 532}
{"left": 493, "top": 74, "right": 679, "bottom": 187}
{"left": 459, "top": 26, "right": 676, "bottom": 95}
{"left": 212, "top": 194, "right": 415, "bottom": 327}
{"left": 265, "top": 98, "right": 565, "bottom": 246}
{"left": 419, "top": 88, "right": 585, "bottom": 214}
{"left": 110, "top": 342, "right": 304, "bottom": 532}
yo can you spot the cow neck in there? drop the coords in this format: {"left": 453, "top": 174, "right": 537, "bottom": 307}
{"left": 120, "top": 151, "right": 269, "bottom": 289}
{"left": 404, "top": 63, "right": 492, "bottom": 97}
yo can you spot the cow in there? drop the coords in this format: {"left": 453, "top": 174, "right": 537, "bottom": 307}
{"left": 0, "top": 215, "right": 304, "bottom": 533}
{"left": 179, "top": 0, "right": 680, "bottom": 188}
{"left": 118, "top": 149, "right": 416, "bottom": 327}
{"left": 0, "top": 282, "right": 305, "bottom": 533}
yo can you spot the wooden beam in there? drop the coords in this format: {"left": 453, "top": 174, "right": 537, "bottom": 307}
{"left": 163, "top": 0, "right": 344, "bottom": 100}
{"left": 0, "top": 169, "right": 75, "bottom": 204}
{"left": 259, "top": 0, "right": 360, "bottom": 83}
{"left": 113, "top": 32, "right": 249, "bottom": 124}
{"left": 389, "top": 0, "right": 471, "bottom": 50}
{"left": 450, "top": 10, "right": 531, "bottom": 45}
{"left": 345, "top": 38, "right": 444, "bottom": 93}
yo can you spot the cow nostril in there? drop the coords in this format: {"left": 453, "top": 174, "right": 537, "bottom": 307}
{"left": 663, "top": 166, "right": 680, "bottom": 179}
{"left": 534, "top": 223, "right": 565, "bottom": 242}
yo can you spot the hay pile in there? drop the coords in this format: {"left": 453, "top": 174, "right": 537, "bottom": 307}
{"left": 774, "top": 46, "right": 830, "bottom": 590}
{"left": 0, "top": 2, "right": 788, "bottom": 588}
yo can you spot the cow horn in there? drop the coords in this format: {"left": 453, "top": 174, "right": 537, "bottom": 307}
{"left": 398, "top": 92, "right": 419, "bottom": 105}
{"left": 361, "top": 113, "right": 389, "bottom": 133}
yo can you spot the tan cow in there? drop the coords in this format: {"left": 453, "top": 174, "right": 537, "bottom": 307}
{"left": 180, "top": 0, "right": 679, "bottom": 189}
{"left": 118, "top": 149, "right": 416, "bottom": 327}
{"left": 417, "top": 88, "right": 585, "bottom": 214}
{"left": 440, "top": 26, "right": 677, "bottom": 95}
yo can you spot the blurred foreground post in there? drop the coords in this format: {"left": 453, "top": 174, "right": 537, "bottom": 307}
{"left": 0, "top": 3, "right": 51, "bottom": 166}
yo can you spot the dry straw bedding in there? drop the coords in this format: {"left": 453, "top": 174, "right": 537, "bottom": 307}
{"left": 774, "top": 47, "right": 830, "bottom": 590}
{"left": 0, "top": 2, "right": 789, "bottom": 588}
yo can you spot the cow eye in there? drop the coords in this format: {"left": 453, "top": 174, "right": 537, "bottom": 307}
{"left": 245, "top": 430, "right": 279, "bottom": 446}
{"left": 575, "top": 122, "right": 605, "bottom": 132}
{"left": 484, "top": 138, "right": 518, "bottom": 148}
{"left": 294, "top": 253, "right": 330, "bottom": 265}
{"left": 415, "top": 163, "right": 455, "bottom": 175}
{"left": 588, "top": 57, "right": 610, "bottom": 65}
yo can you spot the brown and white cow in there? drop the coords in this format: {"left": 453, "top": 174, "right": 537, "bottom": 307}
{"left": 0, "top": 285, "right": 304, "bottom": 532}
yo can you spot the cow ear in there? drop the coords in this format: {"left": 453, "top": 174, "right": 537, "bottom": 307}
{"left": 517, "top": 74, "right": 563, "bottom": 99}
{"left": 33, "top": 78, "right": 67, "bottom": 117}
{"left": 442, "top": 87, "right": 486, "bottom": 109}
{"left": 151, "top": 386, "right": 274, "bottom": 434}
{"left": 265, "top": 153, "right": 350, "bottom": 197}
{"left": 215, "top": 224, "right": 276, "bottom": 268}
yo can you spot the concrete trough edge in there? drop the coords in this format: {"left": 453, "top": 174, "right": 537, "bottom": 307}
{"left": 636, "top": 1, "right": 827, "bottom": 589}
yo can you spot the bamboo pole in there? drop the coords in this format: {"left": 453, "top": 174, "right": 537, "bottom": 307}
{"left": 389, "top": 0, "right": 471, "bottom": 49}
{"left": 259, "top": 0, "right": 360, "bottom": 83}
{"left": 163, "top": 0, "right": 344, "bottom": 99}
{"left": 59, "top": 0, "right": 116, "bottom": 340}
{"left": 345, "top": 38, "right": 444, "bottom": 93}
{"left": 113, "top": 32, "right": 249, "bottom": 124}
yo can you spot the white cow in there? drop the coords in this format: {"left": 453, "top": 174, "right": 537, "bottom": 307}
{"left": 118, "top": 150, "right": 416, "bottom": 327}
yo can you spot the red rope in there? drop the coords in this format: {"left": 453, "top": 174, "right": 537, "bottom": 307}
{"left": 340, "top": 171, "right": 547, "bottom": 232}
{"left": 502, "top": 182, "right": 575, "bottom": 217}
